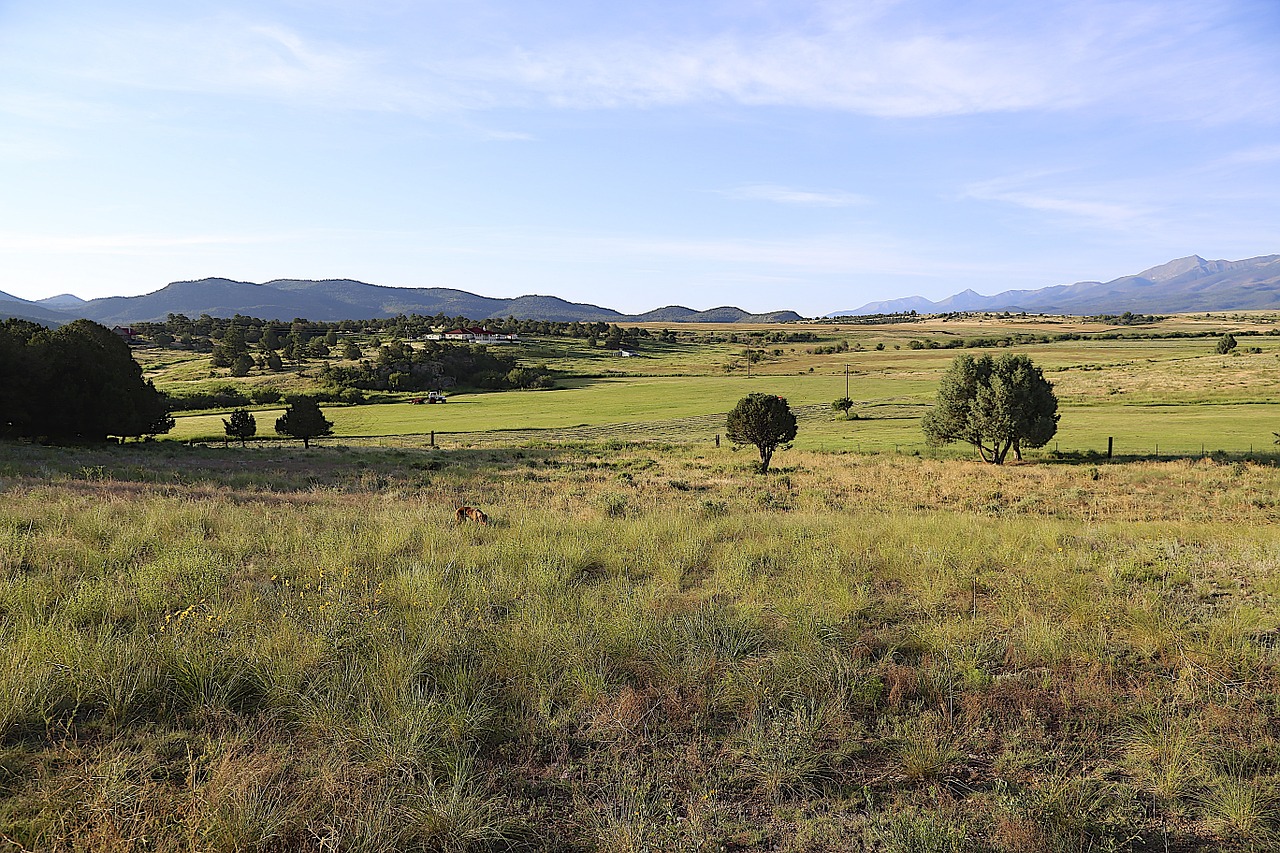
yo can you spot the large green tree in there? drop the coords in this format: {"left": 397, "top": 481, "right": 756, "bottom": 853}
{"left": 921, "top": 353, "right": 1058, "bottom": 464}
{"left": 726, "top": 393, "right": 798, "bottom": 474}
{"left": 274, "top": 396, "right": 333, "bottom": 448}
{"left": 0, "top": 319, "right": 173, "bottom": 442}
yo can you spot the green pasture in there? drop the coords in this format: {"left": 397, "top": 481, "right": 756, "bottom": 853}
{"left": 153, "top": 316, "right": 1280, "bottom": 458}
{"left": 166, "top": 371, "right": 938, "bottom": 441}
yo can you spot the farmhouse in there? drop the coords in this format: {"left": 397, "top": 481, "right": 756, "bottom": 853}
{"left": 436, "top": 327, "right": 520, "bottom": 344}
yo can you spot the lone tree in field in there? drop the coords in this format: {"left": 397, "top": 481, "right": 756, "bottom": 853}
{"left": 727, "top": 393, "right": 798, "bottom": 474}
{"left": 274, "top": 396, "right": 333, "bottom": 448}
{"left": 832, "top": 397, "right": 854, "bottom": 419}
{"left": 922, "top": 353, "right": 1058, "bottom": 465}
{"left": 1216, "top": 332, "right": 1238, "bottom": 354}
{"left": 222, "top": 408, "right": 257, "bottom": 446}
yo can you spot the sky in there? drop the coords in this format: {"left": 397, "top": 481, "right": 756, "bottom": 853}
{"left": 1, "top": 0, "right": 1278, "bottom": 316}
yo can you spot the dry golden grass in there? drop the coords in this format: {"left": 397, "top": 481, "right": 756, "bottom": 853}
{"left": 2, "top": 441, "right": 1280, "bottom": 850}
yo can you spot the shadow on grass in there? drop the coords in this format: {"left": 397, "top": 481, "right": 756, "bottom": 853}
{"left": 0, "top": 440, "right": 612, "bottom": 494}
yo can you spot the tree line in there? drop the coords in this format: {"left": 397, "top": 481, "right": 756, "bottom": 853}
{"left": 136, "top": 313, "right": 654, "bottom": 356}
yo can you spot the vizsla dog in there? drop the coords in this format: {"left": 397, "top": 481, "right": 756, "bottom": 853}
{"left": 455, "top": 506, "right": 488, "bottom": 525}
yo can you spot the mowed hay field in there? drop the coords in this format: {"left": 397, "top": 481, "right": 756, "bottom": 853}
{"left": 4, "top": 441, "right": 1280, "bottom": 851}
{"left": 157, "top": 314, "right": 1280, "bottom": 456}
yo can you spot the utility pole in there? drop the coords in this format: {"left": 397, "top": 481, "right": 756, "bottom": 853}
{"left": 845, "top": 363, "right": 849, "bottom": 400}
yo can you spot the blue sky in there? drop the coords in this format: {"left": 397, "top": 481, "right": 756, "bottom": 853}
{"left": 1, "top": 0, "right": 1278, "bottom": 315}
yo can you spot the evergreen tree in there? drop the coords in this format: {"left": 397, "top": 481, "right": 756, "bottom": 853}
{"left": 726, "top": 393, "right": 798, "bottom": 474}
{"left": 0, "top": 319, "right": 173, "bottom": 442}
{"left": 230, "top": 353, "right": 254, "bottom": 377}
{"left": 274, "top": 396, "right": 333, "bottom": 448}
{"left": 922, "top": 353, "right": 1058, "bottom": 464}
{"left": 222, "top": 408, "right": 257, "bottom": 446}
{"left": 259, "top": 326, "right": 281, "bottom": 352}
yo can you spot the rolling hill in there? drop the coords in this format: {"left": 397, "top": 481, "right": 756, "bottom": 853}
{"left": 0, "top": 290, "right": 77, "bottom": 325}
{"left": 18, "top": 277, "right": 800, "bottom": 325}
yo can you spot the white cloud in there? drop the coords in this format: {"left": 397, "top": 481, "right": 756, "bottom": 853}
{"left": 1213, "top": 145, "right": 1280, "bottom": 167}
{"left": 723, "top": 184, "right": 870, "bottom": 207}
{"left": 11, "top": 1, "right": 1275, "bottom": 122}
{"left": 478, "top": 129, "right": 536, "bottom": 142}
{"left": 0, "top": 232, "right": 281, "bottom": 254}
{"left": 965, "top": 183, "right": 1151, "bottom": 230}
{"left": 447, "top": 1, "right": 1279, "bottom": 120}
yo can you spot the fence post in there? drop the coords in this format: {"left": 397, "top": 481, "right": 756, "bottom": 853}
{"left": 430, "top": 430, "right": 435, "bottom": 447}
{"left": 1107, "top": 437, "right": 1113, "bottom": 459}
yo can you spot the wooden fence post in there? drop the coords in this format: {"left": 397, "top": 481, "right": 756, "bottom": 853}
{"left": 1107, "top": 437, "right": 1112, "bottom": 459}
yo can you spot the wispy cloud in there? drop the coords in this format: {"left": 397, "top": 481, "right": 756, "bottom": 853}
{"left": 0, "top": 232, "right": 282, "bottom": 254}
{"left": 967, "top": 187, "right": 1151, "bottom": 229}
{"left": 722, "top": 184, "right": 870, "bottom": 207}
{"left": 964, "top": 171, "right": 1155, "bottom": 230}
{"left": 25, "top": 16, "right": 454, "bottom": 115}
{"left": 453, "top": 0, "right": 1280, "bottom": 120}
{"left": 1213, "top": 144, "right": 1280, "bottom": 167}
{"left": 478, "top": 129, "right": 535, "bottom": 142}
{"left": 11, "top": 1, "right": 1275, "bottom": 122}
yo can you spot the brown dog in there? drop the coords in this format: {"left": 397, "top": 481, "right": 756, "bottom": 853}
{"left": 455, "top": 506, "right": 488, "bottom": 525}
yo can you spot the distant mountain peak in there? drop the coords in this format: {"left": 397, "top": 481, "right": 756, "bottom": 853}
{"left": 1136, "top": 255, "right": 1210, "bottom": 282}
{"left": 827, "top": 253, "right": 1280, "bottom": 317}
{"left": 37, "top": 293, "right": 89, "bottom": 308}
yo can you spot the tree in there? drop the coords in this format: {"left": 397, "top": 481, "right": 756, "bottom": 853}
{"left": 230, "top": 353, "right": 254, "bottom": 377}
{"left": 1216, "top": 333, "right": 1238, "bottom": 354}
{"left": 0, "top": 319, "right": 173, "bottom": 442}
{"left": 921, "top": 353, "right": 1058, "bottom": 464}
{"left": 342, "top": 340, "right": 361, "bottom": 361}
{"left": 222, "top": 408, "right": 257, "bottom": 446}
{"left": 259, "top": 326, "right": 281, "bottom": 352}
{"left": 274, "top": 396, "right": 333, "bottom": 448}
{"left": 832, "top": 397, "right": 854, "bottom": 419}
{"left": 726, "top": 393, "right": 798, "bottom": 474}
{"left": 211, "top": 322, "right": 248, "bottom": 368}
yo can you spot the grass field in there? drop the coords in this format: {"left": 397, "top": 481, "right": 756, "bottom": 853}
{"left": 3, "top": 441, "right": 1280, "bottom": 851}
{"left": 5, "top": 316, "right": 1280, "bottom": 850}
{"left": 156, "top": 316, "right": 1280, "bottom": 457}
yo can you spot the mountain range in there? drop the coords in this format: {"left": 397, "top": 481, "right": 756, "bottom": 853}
{"left": 0, "top": 278, "right": 802, "bottom": 326}
{"left": 3, "top": 253, "right": 1279, "bottom": 327}
{"left": 829, "top": 254, "right": 1280, "bottom": 317}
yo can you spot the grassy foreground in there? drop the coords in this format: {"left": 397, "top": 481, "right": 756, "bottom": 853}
{"left": 3, "top": 441, "right": 1280, "bottom": 851}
